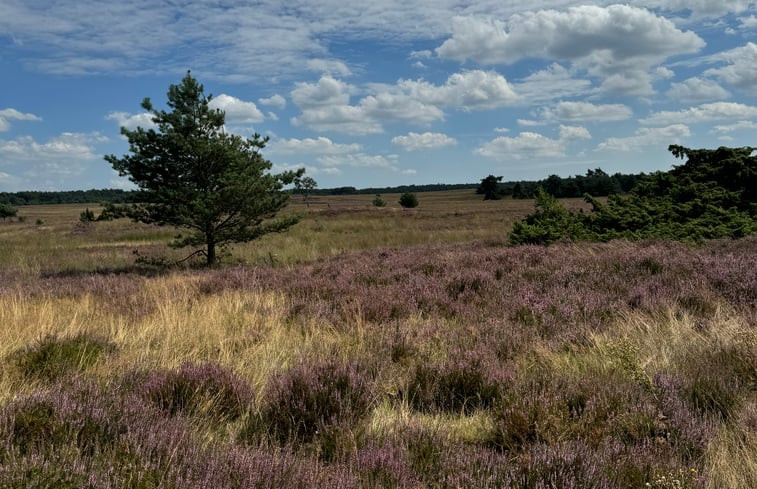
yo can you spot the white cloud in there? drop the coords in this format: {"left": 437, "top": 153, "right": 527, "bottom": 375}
{"left": 391, "top": 132, "right": 457, "bottom": 151}
{"left": 0, "top": 132, "right": 108, "bottom": 190}
{"left": 291, "top": 71, "right": 517, "bottom": 134}
{"left": 536, "top": 101, "right": 633, "bottom": 123}
{"left": 106, "top": 111, "right": 156, "bottom": 130}
{"left": 318, "top": 152, "right": 399, "bottom": 168}
{"left": 559, "top": 125, "right": 591, "bottom": 141}
{"left": 596, "top": 124, "right": 690, "bottom": 152}
{"left": 641, "top": 102, "right": 757, "bottom": 125}
{"left": 258, "top": 94, "right": 286, "bottom": 108}
{"left": 634, "top": 0, "right": 755, "bottom": 18}
{"left": 436, "top": 5, "right": 704, "bottom": 95}
{"left": 711, "top": 120, "right": 757, "bottom": 135}
{"left": 739, "top": 15, "right": 757, "bottom": 28}
{"left": 494, "top": 127, "right": 510, "bottom": 133}
{"left": 409, "top": 50, "right": 432, "bottom": 59}
{"left": 704, "top": 42, "right": 757, "bottom": 90}
{"left": 208, "top": 94, "right": 264, "bottom": 123}
{"left": 666, "top": 77, "right": 730, "bottom": 103}
{"left": 306, "top": 58, "right": 352, "bottom": 76}
{"left": 270, "top": 136, "right": 362, "bottom": 155}
{"left": 0, "top": 108, "right": 41, "bottom": 131}
{"left": 476, "top": 132, "right": 566, "bottom": 160}
{"left": 401, "top": 169, "right": 417, "bottom": 175}
{"left": 512, "top": 63, "right": 594, "bottom": 103}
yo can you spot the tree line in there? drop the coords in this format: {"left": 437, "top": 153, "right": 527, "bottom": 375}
{"left": 509, "top": 145, "right": 756, "bottom": 244}
{"left": 477, "top": 168, "right": 645, "bottom": 200}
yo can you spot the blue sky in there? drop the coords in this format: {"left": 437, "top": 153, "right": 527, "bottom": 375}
{"left": 1, "top": 1, "right": 756, "bottom": 191}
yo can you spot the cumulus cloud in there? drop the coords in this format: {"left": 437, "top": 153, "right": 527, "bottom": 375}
{"left": 306, "top": 58, "right": 351, "bottom": 76}
{"left": 739, "top": 15, "right": 757, "bottom": 28}
{"left": 666, "top": 77, "right": 730, "bottom": 103}
{"left": 208, "top": 94, "right": 264, "bottom": 123}
{"left": 511, "top": 64, "right": 594, "bottom": 102}
{"left": 0, "top": 108, "right": 41, "bottom": 132}
{"left": 0, "top": 132, "right": 108, "bottom": 190}
{"left": 559, "top": 125, "right": 591, "bottom": 141}
{"left": 476, "top": 132, "right": 566, "bottom": 160}
{"left": 711, "top": 120, "right": 757, "bottom": 136}
{"left": 536, "top": 101, "right": 633, "bottom": 123}
{"left": 391, "top": 132, "right": 457, "bottom": 151}
{"left": 270, "top": 136, "right": 362, "bottom": 155}
{"left": 106, "top": 111, "right": 156, "bottom": 130}
{"left": 596, "top": 124, "right": 690, "bottom": 152}
{"left": 258, "top": 94, "right": 286, "bottom": 108}
{"left": 291, "top": 71, "right": 517, "bottom": 134}
{"left": 641, "top": 102, "right": 757, "bottom": 125}
{"left": 318, "top": 152, "right": 399, "bottom": 169}
{"left": 436, "top": 5, "right": 704, "bottom": 95}
{"left": 704, "top": 42, "right": 757, "bottom": 91}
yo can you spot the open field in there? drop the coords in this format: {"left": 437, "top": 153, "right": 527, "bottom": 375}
{"left": 0, "top": 191, "right": 755, "bottom": 488}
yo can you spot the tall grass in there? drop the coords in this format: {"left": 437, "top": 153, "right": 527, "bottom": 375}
{"left": 0, "top": 192, "right": 754, "bottom": 487}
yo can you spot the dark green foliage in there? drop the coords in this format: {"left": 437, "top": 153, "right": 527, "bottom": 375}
{"left": 0, "top": 203, "right": 18, "bottom": 220}
{"left": 9, "top": 334, "right": 113, "bottom": 382}
{"left": 372, "top": 194, "right": 386, "bottom": 207}
{"left": 0, "top": 189, "right": 137, "bottom": 206}
{"left": 79, "top": 207, "right": 95, "bottom": 222}
{"left": 510, "top": 145, "right": 757, "bottom": 244}
{"left": 398, "top": 192, "right": 419, "bottom": 208}
{"left": 105, "top": 71, "right": 302, "bottom": 266}
{"left": 509, "top": 189, "right": 596, "bottom": 245}
{"left": 477, "top": 174, "right": 503, "bottom": 200}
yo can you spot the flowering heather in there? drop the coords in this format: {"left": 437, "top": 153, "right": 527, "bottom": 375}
{"left": 256, "top": 354, "right": 372, "bottom": 449}
{"left": 0, "top": 236, "right": 754, "bottom": 487}
{"left": 136, "top": 361, "right": 253, "bottom": 421}
{"left": 200, "top": 238, "right": 757, "bottom": 331}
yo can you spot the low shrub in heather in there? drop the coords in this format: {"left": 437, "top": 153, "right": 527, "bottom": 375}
{"left": 0, "top": 378, "right": 359, "bottom": 489}
{"left": 256, "top": 355, "right": 373, "bottom": 449}
{"left": 8, "top": 333, "right": 114, "bottom": 382}
{"left": 407, "top": 349, "right": 504, "bottom": 414}
{"left": 137, "top": 361, "right": 253, "bottom": 421}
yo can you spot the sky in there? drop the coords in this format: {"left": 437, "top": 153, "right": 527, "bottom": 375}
{"left": 1, "top": 1, "right": 756, "bottom": 192}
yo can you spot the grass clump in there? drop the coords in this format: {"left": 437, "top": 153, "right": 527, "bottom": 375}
{"left": 137, "top": 361, "right": 253, "bottom": 421}
{"left": 255, "top": 354, "right": 372, "bottom": 453}
{"left": 8, "top": 333, "right": 113, "bottom": 382}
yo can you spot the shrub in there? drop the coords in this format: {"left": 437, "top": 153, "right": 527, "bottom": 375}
{"left": 372, "top": 194, "right": 386, "bottom": 207}
{"left": 138, "top": 362, "right": 253, "bottom": 421}
{"left": 9, "top": 334, "right": 113, "bottom": 382}
{"left": 258, "top": 355, "right": 372, "bottom": 447}
{"left": 398, "top": 192, "right": 418, "bottom": 208}
{"left": 79, "top": 208, "right": 96, "bottom": 222}
{"left": 407, "top": 351, "right": 503, "bottom": 414}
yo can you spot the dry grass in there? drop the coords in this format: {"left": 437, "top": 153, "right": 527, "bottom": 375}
{"left": 0, "top": 193, "right": 753, "bottom": 488}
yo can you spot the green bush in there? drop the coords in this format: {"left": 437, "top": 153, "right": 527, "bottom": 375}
{"left": 509, "top": 145, "right": 757, "bottom": 245}
{"left": 399, "top": 193, "right": 418, "bottom": 208}
{"left": 9, "top": 334, "right": 113, "bottom": 382}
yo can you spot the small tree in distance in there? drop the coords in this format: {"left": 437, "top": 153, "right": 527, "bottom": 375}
{"left": 294, "top": 176, "right": 317, "bottom": 207}
{"left": 477, "top": 175, "right": 503, "bottom": 200}
{"left": 0, "top": 203, "right": 18, "bottom": 221}
{"left": 105, "top": 71, "right": 303, "bottom": 266}
{"left": 399, "top": 192, "right": 419, "bottom": 208}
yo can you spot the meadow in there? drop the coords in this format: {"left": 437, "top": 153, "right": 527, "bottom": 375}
{"left": 0, "top": 191, "right": 754, "bottom": 488}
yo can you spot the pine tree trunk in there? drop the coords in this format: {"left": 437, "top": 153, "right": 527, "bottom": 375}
{"left": 206, "top": 240, "right": 216, "bottom": 266}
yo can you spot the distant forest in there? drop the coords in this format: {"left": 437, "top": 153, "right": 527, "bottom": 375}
{"left": 0, "top": 168, "right": 644, "bottom": 205}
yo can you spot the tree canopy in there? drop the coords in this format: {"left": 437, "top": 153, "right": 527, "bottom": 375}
{"left": 510, "top": 145, "right": 757, "bottom": 245}
{"left": 105, "top": 71, "right": 302, "bottom": 266}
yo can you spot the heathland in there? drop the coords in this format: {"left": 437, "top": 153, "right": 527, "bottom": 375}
{"left": 1, "top": 191, "right": 755, "bottom": 488}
